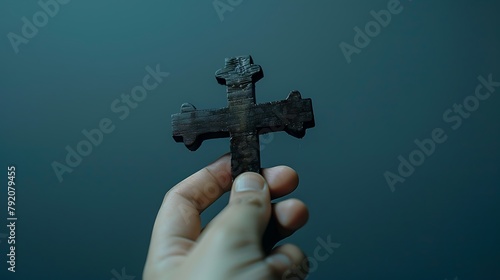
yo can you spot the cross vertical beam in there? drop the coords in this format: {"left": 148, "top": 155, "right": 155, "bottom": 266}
{"left": 216, "top": 56, "right": 264, "bottom": 175}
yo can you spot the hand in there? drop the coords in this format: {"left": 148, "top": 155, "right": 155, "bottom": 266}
{"left": 143, "top": 154, "right": 309, "bottom": 280}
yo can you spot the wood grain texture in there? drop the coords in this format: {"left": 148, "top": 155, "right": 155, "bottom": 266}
{"left": 172, "top": 55, "right": 315, "bottom": 179}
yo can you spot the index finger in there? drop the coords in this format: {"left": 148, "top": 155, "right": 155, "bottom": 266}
{"left": 147, "top": 154, "right": 232, "bottom": 262}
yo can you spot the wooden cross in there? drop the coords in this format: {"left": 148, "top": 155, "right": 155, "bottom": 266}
{"left": 171, "top": 55, "right": 315, "bottom": 179}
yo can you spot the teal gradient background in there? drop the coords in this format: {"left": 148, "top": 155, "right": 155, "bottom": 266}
{"left": 1, "top": 1, "right": 499, "bottom": 279}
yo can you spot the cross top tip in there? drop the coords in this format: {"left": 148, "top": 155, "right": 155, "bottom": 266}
{"left": 215, "top": 55, "right": 264, "bottom": 86}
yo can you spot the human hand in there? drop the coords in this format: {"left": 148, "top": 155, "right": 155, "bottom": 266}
{"left": 143, "top": 154, "right": 309, "bottom": 280}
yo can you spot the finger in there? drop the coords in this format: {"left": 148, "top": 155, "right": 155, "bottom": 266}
{"left": 273, "top": 199, "right": 309, "bottom": 235}
{"left": 265, "top": 244, "right": 307, "bottom": 279}
{"left": 147, "top": 154, "right": 232, "bottom": 260}
{"left": 263, "top": 199, "right": 309, "bottom": 252}
{"left": 200, "top": 172, "right": 272, "bottom": 251}
{"left": 227, "top": 172, "right": 271, "bottom": 236}
{"left": 262, "top": 166, "right": 299, "bottom": 199}
{"left": 181, "top": 173, "right": 272, "bottom": 277}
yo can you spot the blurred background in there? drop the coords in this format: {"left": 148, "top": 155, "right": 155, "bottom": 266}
{"left": 1, "top": 0, "right": 499, "bottom": 279}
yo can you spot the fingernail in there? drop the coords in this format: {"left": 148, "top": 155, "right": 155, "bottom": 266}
{"left": 266, "top": 253, "right": 292, "bottom": 268}
{"left": 234, "top": 173, "right": 266, "bottom": 192}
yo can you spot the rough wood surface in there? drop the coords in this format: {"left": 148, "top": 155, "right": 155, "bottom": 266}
{"left": 172, "top": 55, "right": 315, "bottom": 178}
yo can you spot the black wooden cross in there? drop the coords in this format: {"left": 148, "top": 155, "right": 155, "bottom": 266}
{"left": 171, "top": 55, "right": 315, "bottom": 179}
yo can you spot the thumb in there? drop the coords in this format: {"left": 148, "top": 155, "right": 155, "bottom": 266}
{"left": 185, "top": 174, "right": 272, "bottom": 278}
{"left": 228, "top": 172, "right": 271, "bottom": 235}
{"left": 208, "top": 172, "right": 271, "bottom": 242}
